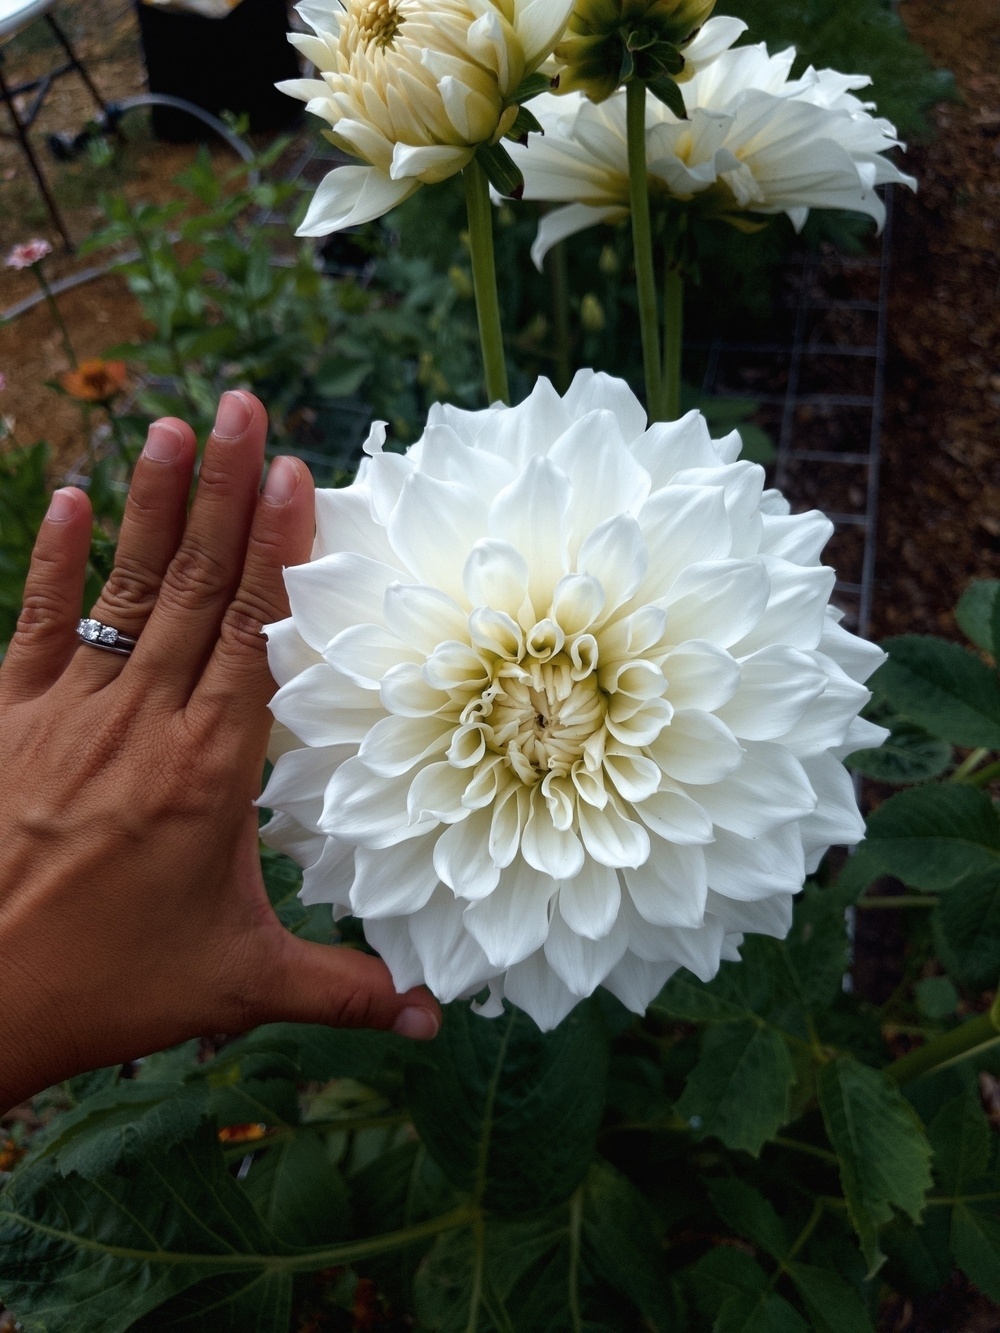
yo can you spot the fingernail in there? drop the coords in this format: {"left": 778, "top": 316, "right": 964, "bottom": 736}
{"left": 214, "top": 390, "right": 253, "bottom": 440}
{"left": 143, "top": 421, "right": 184, "bottom": 462}
{"left": 46, "top": 488, "right": 77, "bottom": 522}
{"left": 263, "top": 456, "right": 300, "bottom": 505}
{"left": 392, "top": 1007, "right": 440, "bottom": 1041}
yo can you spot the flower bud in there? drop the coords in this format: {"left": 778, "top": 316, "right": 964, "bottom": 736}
{"left": 554, "top": 0, "right": 715, "bottom": 102}
{"left": 580, "top": 292, "right": 606, "bottom": 331}
{"left": 598, "top": 244, "right": 619, "bottom": 275}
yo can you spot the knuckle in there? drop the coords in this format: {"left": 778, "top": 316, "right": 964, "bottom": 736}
{"left": 160, "top": 543, "right": 231, "bottom": 611}
{"left": 12, "top": 586, "right": 71, "bottom": 642}
{"left": 326, "top": 987, "right": 381, "bottom": 1031}
{"left": 98, "top": 559, "right": 158, "bottom": 616}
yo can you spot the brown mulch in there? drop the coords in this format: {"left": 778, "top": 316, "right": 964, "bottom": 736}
{"left": 872, "top": 0, "right": 1000, "bottom": 641}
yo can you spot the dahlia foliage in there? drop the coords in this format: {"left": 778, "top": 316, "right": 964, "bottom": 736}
{"left": 262, "top": 375, "right": 886, "bottom": 1029}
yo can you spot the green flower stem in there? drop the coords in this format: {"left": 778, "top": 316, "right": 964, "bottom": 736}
{"left": 550, "top": 238, "right": 572, "bottom": 393}
{"left": 966, "top": 759, "right": 1000, "bottom": 788}
{"left": 626, "top": 80, "right": 663, "bottom": 420}
{"left": 887, "top": 994, "right": 1000, "bottom": 1084}
{"left": 34, "top": 265, "right": 77, "bottom": 370}
{"left": 662, "top": 262, "right": 683, "bottom": 420}
{"left": 952, "top": 748, "right": 990, "bottom": 782}
{"left": 464, "top": 157, "right": 510, "bottom": 406}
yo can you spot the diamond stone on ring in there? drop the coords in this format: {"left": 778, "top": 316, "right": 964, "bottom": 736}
{"left": 76, "top": 618, "right": 139, "bottom": 657}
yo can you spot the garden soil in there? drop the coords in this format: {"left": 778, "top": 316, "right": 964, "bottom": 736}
{"left": 1, "top": 2, "right": 1000, "bottom": 1328}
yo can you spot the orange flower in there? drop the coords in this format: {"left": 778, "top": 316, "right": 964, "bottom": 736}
{"left": 217, "top": 1122, "right": 270, "bottom": 1145}
{"left": 59, "top": 358, "right": 128, "bottom": 403}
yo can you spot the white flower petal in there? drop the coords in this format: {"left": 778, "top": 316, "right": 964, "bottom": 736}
{"left": 578, "top": 514, "right": 648, "bottom": 616}
{"left": 662, "top": 559, "right": 770, "bottom": 648}
{"left": 325, "top": 623, "right": 418, "bottom": 687}
{"left": 730, "top": 557, "right": 836, "bottom": 655}
{"left": 624, "top": 841, "right": 708, "bottom": 929}
{"left": 464, "top": 860, "right": 557, "bottom": 970}
{"left": 285, "top": 552, "right": 398, "bottom": 651}
{"left": 260, "top": 742, "right": 354, "bottom": 829}
{"left": 351, "top": 840, "right": 440, "bottom": 918}
{"left": 648, "top": 711, "right": 744, "bottom": 785}
{"left": 634, "top": 785, "right": 714, "bottom": 845}
{"left": 388, "top": 471, "right": 488, "bottom": 595}
{"left": 547, "top": 409, "right": 651, "bottom": 553}
{"left": 705, "top": 890, "right": 794, "bottom": 940}
{"left": 271, "top": 663, "right": 384, "bottom": 746}
{"left": 383, "top": 584, "right": 469, "bottom": 655}
{"left": 544, "top": 908, "right": 628, "bottom": 996}
{"left": 601, "top": 953, "right": 677, "bottom": 1015}
{"left": 489, "top": 457, "right": 571, "bottom": 614}
{"left": 296, "top": 166, "right": 417, "bottom": 237}
{"left": 578, "top": 799, "right": 650, "bottom": 868}
{"left": 705, "top": 823, "right": 806, "bottom": 901}
{"left": 409, "top": 888, "right": 493, "bottom": 1002}
{"left": 521, "top": 791, "right": 585, "bottom": 879}
{"left": 504, "top": 949, "right": 580, "bottom": 1030}
{"left": 556, "top": 860, "right": 621, "bottom": 941}
{"left": 636, "top": 484, "right": 732, "bottom": 597}
{"left": 697, "top": 741, "right": 816, "bottom": 837}
{"left": 359, "top": 715, "right": 454, "bottom": 776}
{"left": 313, "top": 484, "right": 403, "bottom": 566}
{"left": 662, "top": 641, "right": 741, "bottom": 711}
{"left": 322, "top": 761, "right": 437, "bottom": 848}
{"left": 364, "top": 916, "right": 427, "bottom": 993}
{"left": 263, "top": 618, "right": 322, "bottom": 688}
{"left": 434, "top": 808, "right": 502, "bottom": 900}
{"left": 717, "top": 645, "right": 828, "bottom": 741}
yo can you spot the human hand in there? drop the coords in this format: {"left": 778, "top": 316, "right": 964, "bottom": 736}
{"left": 0, "top": 392, "right": 440, "bottom": 1113}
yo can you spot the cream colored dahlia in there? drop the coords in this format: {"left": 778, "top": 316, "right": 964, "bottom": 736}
{"left": 510, "top": 39, "right": 917, "bottom": 266}
{"left": 278, "top": 0, "right": 574, "bottom": 235}
{"left": 261, "top": 373, "right": 885, "bottom": 1030}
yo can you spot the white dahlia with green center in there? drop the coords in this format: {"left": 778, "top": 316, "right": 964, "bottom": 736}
{"left": 278, "top": 0, "right": 574, "bottom": 234}
{"left": 261, "top": 373, "right": 885, "bottom": 1030}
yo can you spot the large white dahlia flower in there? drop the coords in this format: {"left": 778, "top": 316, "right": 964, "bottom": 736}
{"left": 260, "top": 373, "right": 886, "bottom": 1031}
{"left": 510, "top": 40, "right": 917, "bottom": 266}
{"left": 278, "top": 0, "right": 574, "bottom": 236}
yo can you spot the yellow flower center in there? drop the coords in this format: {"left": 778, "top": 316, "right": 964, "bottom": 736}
{"left": 353, "top": 0, "right": 405, "bottom": 50}
{"left": 487, "top": 661, "right": 606, "bottom": 783}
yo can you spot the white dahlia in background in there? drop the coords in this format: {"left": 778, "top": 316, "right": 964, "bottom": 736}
{"left": 278, "top": 0, "right": 574, "bottom": 235}
{"left": 509, "top": 40, "right": 917, "bottom": 266}
{"left": 260, "top": 373, "right": 886, "bottom": 1030}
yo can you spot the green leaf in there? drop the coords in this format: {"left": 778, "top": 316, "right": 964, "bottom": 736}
{"left": 654, "top": 973, "right": 752, "bottom": 1024}
{"left": 956, "top": 579, "right": 1000, "bottom": 660}
{"left": 934, "top": 868, "right": 1000, "bottom": 988}
{"left": 676, "top": 1021, "right": 794, "bottom": 1156}
{"left": 584, "top": 1160, "right": 674, "bottom": 1327}
{"left": 406, "top": 1001, "right": 609, "bottom": 1213}
{"left": 687, "top": 1246, "right": 768, "bottom": 1320}
{"left": 25, "top": 1081, "right": 208, "bottom": 1180}
{"left": 915, "top": 976, "right": 960, "bottom": 1020}
{"left": 715, "top": 1291, "right": 808, "bottom": 1333}
{"left": 926, "top": 1090, "right": 1000, "bottom": 1300}
{"left": 872, "top": 636, "right": 1000, "bottom": 749}
{"left": 0, "top": 1125, "right": 283, "bottom": 1332}
{"left": 707, "top": 1180, "right": 787, "bottom": 1260}
{"left": 240, "top": 1130, "right": 349, "bottom": 1247}
{"left": 647, "top": 74, "right": 688, "bottom": 119}
{"left": 786, "top": 1264, "right": 875, "bottom": 1333}
{"left": 505, "top": 104, "right": 543, "bottom": 143}
{"left": 845, "top": 718, "right": 952, "bottom": 785}
{"left": 817, "top": 1058, "right": 933, "bottom": 1274}
{"left": 509, "top": 71, "right": 555, "bottom": 104}
{"left": 130, "top": 1272, "right": 293, "bottom": 1332}
{"left": 781, "top": 884, "right": 852, "bottom": 1012}
{"left": 839, "top": 784, "right": 1000, "bottom": 896}
{"left": 475, "top": 141, "right": 525, "bottom": 199}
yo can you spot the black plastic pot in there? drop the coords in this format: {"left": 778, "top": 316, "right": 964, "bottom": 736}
{"left": 134, "top": 0, "right": 302, "bottom": 141}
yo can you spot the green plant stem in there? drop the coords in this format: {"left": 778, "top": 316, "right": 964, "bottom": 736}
{"left": 550, "top": 239, "right": 572, "bottom": 394}
{"left": 466, "top": 1209, "right": 486, "bottom": 1333}
{"left": 35, "top": 268, "right": 77, "bottom": 370}
{"left": 887, "top": 999, "right": 1000, "bottom": 1084}
{"left": 662, "top": 263, "right": 683, "bottom": 421}
{"left": 856, "top": 895, "right": 938, "bottom": 910}
{"left": 567, "top": 1187, "right": 584, "bottom": 1333}
{"left": 464, "top": 157, "right": 510, "bottom": 406}
{"left": 626, "top": 80, "right": 663, "bottom": 420}
{"left": 771, "top": 1136, "right": 839, "bottom": 1166}
{"left": 966, "top": 759, "right": 1000, "bottom": 788}
{"left": 952, "top": 748, "right": 990, "bottom": 782}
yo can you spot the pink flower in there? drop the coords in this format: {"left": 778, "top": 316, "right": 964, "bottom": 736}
{"left": 5, "top": 239, "right": 52, "bottom": 269}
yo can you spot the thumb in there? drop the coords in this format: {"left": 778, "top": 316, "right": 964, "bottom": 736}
{"left": 267, "top": 934, "right": 442, "bottom": 1040}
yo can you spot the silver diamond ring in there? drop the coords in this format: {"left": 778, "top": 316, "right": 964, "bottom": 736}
{"left": 76, "top": 618, "right": 139, "bottom": 657}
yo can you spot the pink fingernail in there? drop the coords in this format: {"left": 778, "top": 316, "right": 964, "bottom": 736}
{"left": 143, "top": 421, "right": 184, "bottom": 462}
{"left": 263, "top": 456, "right": 300, "bottom": 505}
{"left": 214, "top": 391, "right": 253, "bottom": 439}
{"left": 46, "top": 488, "right": 77, "bottom": 522}
{"left": 391, "top": 1007, "right": 440, "bottom": 1041}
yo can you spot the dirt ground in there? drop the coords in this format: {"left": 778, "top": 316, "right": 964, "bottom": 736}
{"left": 872, "top": 0, "right": 1000, "bottom": 641}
